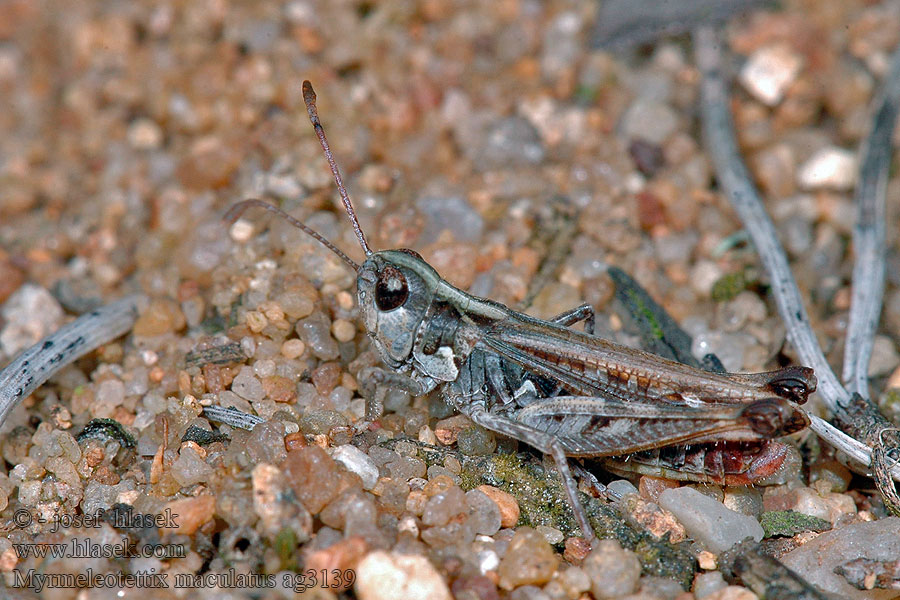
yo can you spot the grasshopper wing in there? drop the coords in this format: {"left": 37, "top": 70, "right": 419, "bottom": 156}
{"left": 516, "top": 396, "right": 808, "bottom": 457}
{"left": 479, "top": 315, "right": 816, "bottom": 404}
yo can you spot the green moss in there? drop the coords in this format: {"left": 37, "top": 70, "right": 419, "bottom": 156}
{"left": 584, "top": 498, "right": 695, "bottom": 589}
{"left": 459, "top": 452, "right": 696, "bottom": 588}
{"left": 274, "top": 527, "right": 298, "bottom": 570}
{"left": 626, "top": 289, "right": 664, "bottom": 340}
{"left": 759, "top": 510, "right": 831, "bottom": 538}
{"left": 711, "top": 271, "right": 748, "bottom": 302}
{"left": 459, "top": 452, "right": 574, "bottom": 532}
{"left": 879, "top": 388, "right": 900, "bottom": 424}
{"left": 573, "top": 85, "right": 598, "bottom": 104}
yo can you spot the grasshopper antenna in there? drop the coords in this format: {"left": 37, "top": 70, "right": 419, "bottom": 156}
{"left": 224, "top": 81, "right": 373, "bottom": 271}
{"left": 224, "top": 199, "right": 360, "bottom": 271}
{"left": 302, "top": 80, "right": 373, "bottom": 257}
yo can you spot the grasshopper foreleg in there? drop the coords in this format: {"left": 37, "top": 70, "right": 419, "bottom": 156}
{"left": 358, "top": 367, "right": 435, "bottom": 422}
{"left": 465, "top": 404, "right": 599, "bottom": 547}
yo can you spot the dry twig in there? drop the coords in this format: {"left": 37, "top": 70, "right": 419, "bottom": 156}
{"left": 693, "top": 26, "right": 900, "bottom": 499}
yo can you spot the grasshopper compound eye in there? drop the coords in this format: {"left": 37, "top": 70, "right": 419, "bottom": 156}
{"left": 375, "top": 265, "right": 409, "bottom": 311}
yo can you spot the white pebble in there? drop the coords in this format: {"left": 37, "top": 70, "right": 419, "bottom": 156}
{"left": 620, "top": 99, "right": 679, "bottom": 144}
{"left": 582, "top": 539, "right": 641, "bottom": 598}
{"left": 535, "top": 525, "right": 564, "bottom": 545}
{"left": 692, "top": 331, "right": 749, "bottom": 372}
{"left": 0, "top": 284, "right": 64, "bottom": 358}
{"left": 170, "top": 446, "right": 213, "bottom": 486}
{"left": 355, "top": 551, "right": 451, "bottom": 600}
{"left": 466, "top": 489, "right": 502, "bottom": 536}
{"left": 331, "top": 444, "right": 380, "bottom": 490}
{"left": 231, "top": 366, "right": 266, "bottom": 402}
{"left": 141, "top": 350, "right": 159, "bottom": 366}
{"left": 477, "top": 549, "right": 500, "bottom": 574}
{"left": 332, "top": 318, "right": 356, "bottom": 343}
{"left": 689, "top": 260, "right": 723, "bottom": 298}
{"left": 252, "top": 359, "right": 276, "bottom": 378}
{"left": 606, "top": 479, "right": 639, "bottom": 500}
{"left": 867, "top": 335, "right": 900, "bottom": 378}
{"left": 281, "top": 338, "right": 306, "bottom": 359}
{"left": 93, "top": 379, "right": 126, "bottom": 418}
{"left": 127, "top": 118, "right": 163, "bottom": 149}
{"left": 229, "top": 219, "right": 255, "bottom": 242}
{"left": 693, "top": 571, "right": 727, "bottom": 598}
{"left": 798, "top": 147, "right": 857, "bottom": 190}
{"left": 658, "top": 487, "right": 763, "bottom": 554}
{"left": 739, "top": 44, "right": 803, "bottom": 106}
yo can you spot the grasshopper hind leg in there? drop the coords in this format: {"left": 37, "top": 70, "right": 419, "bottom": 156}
{"left": 466, "top": 404, "right": 600, "bottom": 548}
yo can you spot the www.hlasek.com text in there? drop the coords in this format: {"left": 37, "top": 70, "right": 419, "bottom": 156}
{"left": 13, "top": 537, "right": 185, "bottom": 560}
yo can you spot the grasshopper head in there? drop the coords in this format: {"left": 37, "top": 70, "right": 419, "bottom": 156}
{"left": 229, "top": 82, "right": 472, "bottom": 379}
{"left": 358, "top": 249, "right": 438, "bottom": 367}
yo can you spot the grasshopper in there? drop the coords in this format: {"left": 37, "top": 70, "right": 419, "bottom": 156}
{"left": 225, "top": 81, "right": 816, "bottom": 546}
